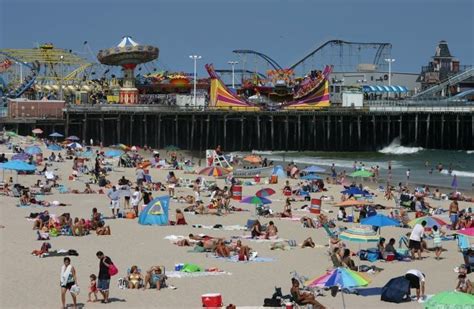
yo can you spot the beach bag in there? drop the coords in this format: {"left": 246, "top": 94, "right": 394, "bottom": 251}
{"left": 108, "top": 263, "right": 119, "bottom": 276}
{"left": 263, "top": 298, "right": 281, "bottom": 307}
{"left": 70, "top": 284, "right": 80, "bottom": 296}
{"left": 358, "top": 250, "right": 368, "bottom": 260}
{"left": 182, "top": 263, "right": 201, "bottom": 273}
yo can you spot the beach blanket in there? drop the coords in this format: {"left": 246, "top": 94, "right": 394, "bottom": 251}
{"left": 236, "top": 235, "right": 285, "bottom": 243}
{"left": 210, "top": 255, "right": 275, "bottom": 263}
{"left": 192, "top": 224, "right": 247, "bottom": 231}
{"left": 279, "top": 216, "right": 303, "bottom": 222}
{"left": 166, "top": 271, "right": 231, "bottom": 278}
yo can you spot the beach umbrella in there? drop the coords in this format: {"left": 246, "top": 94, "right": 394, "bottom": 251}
{"left": 340, "top": 187, "right": 370, "bottom": 196}
{"left": 306, "top": 267, "right": 371, "bottom": 309}
{"left": 303, "top": 165, "right": 326, "bottom": 173}
{"left": 104, "top": 149, "right": 124, "bottom": 158}
{"left": 32, "top": 128, "right": 43, "bottom": 134}
{"left": 361, "top": 214, "right": 400, "bottom": 234}
{"left": 25, "top": 145, "right": 42, "bottom": 155}
{"left": 5, "top": 131, "right": 18, "bottom": 137}
{"left": 339, "top": 227, "right": 380, "bottom": 243}
{"left": 0, "top": 160, "right": 36, "bottom": 171}
{"left": 12, "top": 153, "right": 31, "bottom": 161}
{"left": 243, "top": 155, "right": 262, "bottom": 164}
{"left": 241, "top": 196, "right": 272, "bottom": 205}
{"left": 349, "top": 170, "right": 373, "bottom": 178}
{"left": 424, "top": 291, "right": 474, "bottom": 309}
{"left": 67, "top": 142, "right": 82, "bottom": 149}
{"left": 451, "top": 175, "right": 458, "bottom": 189}
{"left": 47, "top": 144, "right": 62, "bottom": 151}
{"left": 456, "top": 228, "right": 474, "bottom": 238}
{"left": 301, "top": 174, "right": 322, "bottom": 180}
{"left": 49, "top": 132, "right": 64, "bottom": 138}
{"left": 408, "top": 216, "right": 448, "bottom": 228}
{"left": 0, "top": 160, "right": 36, "bottom": 182}
{"left": 256, "top": 188, "right": 276, "bottom": 197}
{"left": 198, "top": 166, "right": 228, "bottom": 177}
{"left": 66, "top": 135, "right": 80, "bottom": 141}
{"left": 114, "top": 143, "right": 130, "bottom": 151}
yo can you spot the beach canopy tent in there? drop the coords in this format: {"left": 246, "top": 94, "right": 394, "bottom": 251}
{"left": 138, "top": 196, "right": 170, "bottom": 226}
{"left": 272, "top": 165, "right": 286, "bottom": 178}
{"left": 380, "top": 276, "right": 411, "bottom": 303}
{"left": 362, "top": 85, "right": 408, "bottom": 93}
{"left": 0, "top": 160, "right": 36, "bottom": 182}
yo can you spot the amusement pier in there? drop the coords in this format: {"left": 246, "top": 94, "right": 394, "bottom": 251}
{"left": 1, "top": 38, "right": 473, "bottom": 151}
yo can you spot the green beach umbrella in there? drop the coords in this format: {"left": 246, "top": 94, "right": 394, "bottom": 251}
{"left": 424, "top": 291, "right": 474, "bottom": 308}
{"left": 5, "top": 131, "right": 18, "bottom": 137}
{"left": 350, "top": 170, "right": 373, "bottom": 178}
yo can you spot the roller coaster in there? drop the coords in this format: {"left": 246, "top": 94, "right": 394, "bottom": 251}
{"left": 231, "top": 39, "right": 392, "bottom": 79}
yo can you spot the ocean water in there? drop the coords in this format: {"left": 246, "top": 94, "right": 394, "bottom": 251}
{"left": 233, "top": 139, "right": 474, "bottom": 191}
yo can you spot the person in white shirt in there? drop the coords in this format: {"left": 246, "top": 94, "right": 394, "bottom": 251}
{"left": 405, "top": 269, "right": 426, "bottom": 302}
{"left": 409, "top": 220, "right": 427, "bottom": 260}
{"left": 130, "top": 187, "right": 141, "bottom": 217}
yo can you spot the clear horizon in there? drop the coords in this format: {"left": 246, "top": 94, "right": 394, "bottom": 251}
{"left": 1, "top": 0, "right": 473, "bottom": 76}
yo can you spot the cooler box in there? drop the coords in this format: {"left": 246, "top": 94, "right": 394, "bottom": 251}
{"left": 309, "top": 198, "right": 321, "bottom": 214}
{"left": 385, "top": 253, "right": 395, "bottom": 261}
{"left": 270, "top": 175, "right": 278, "bottom": 184}
{"left": 201, "top": 293, "right": 222, "bottom": 307}
{"left": 231, "top": 185, "right": 242, "bottom": 201}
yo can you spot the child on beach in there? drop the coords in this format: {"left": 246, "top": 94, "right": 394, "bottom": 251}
{"left": 88, "top": 274, "right": 98, "bottom": 302}
{"left": 429, "top": 225, "right": 445, "bottom": 260}
{"left": 456, "top": 274, "right": 473, "bottom": 294}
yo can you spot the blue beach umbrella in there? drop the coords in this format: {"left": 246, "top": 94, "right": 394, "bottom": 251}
{"left": 360, "top": 214, "right": 400, "bottom": 228}
{"left": 47, "top": 144, "right": 62, "bottom": 151}
{"left": 49, "top": 132, "right": 64, "bottom": 138}
{"left": 0, "top": 160, "right": 36, "bottom": 171}
{"left": 340, "top": 187, "right": 370, "bottom": 196}
{"left": 12, "top": 153, "right": 31, "bottom": 161}
{"left": 301, "top": 174, "right": 322, "bottom": 180}
{"left": 303, "top": 165, "right": 326, "bottom": 173}
{"left": 25, "top": 145, "right": 42, "bottom": 155}
{"left": 105, "top": 149, "right": 124, "bottom": 158}
{"left": 67, "top": 142, "right": 82, "bottom": 149}
{"left": 66, "top": 135, "right": 80, "bottom": 141}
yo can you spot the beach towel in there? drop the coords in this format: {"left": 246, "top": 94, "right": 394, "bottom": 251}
{"left": 237, "top": 235, "right": 284, "bottom": 243}
{"left": 60, "top": 265, "right": 72, "bottom": 286}
{"left": 210, "top": 255, "right": 275, "bottom": 263}
{"left": 192, "top": 224, "right": 247, "bottom": 231}
{"left": 166, "top": 271, "right": 231, "bottom": 278}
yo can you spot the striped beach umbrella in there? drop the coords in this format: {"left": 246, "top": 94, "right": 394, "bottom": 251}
{"left": 198, "top": 166, "right": 229, "bottom": 177}
{"left": 408, "top": 216, "right": 447, "bottom": 228}
{"left": 306, "top": 267, "right": 371, "bottom": 309}
{"left": 339, "top": 227, "right": 380, "bottom": 243}
{"left": 256, "top": 188, "right": 276, "bottom": 197}
{"left": 241, "top": 196, "right": 272, "bottom": 205}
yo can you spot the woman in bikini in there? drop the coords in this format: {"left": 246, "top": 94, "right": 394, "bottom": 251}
{"left": 215, "top": 239, "right": 231, "bottom": 257}
{"left": 290, "top": 278, "right": 325, "bottom": 308}
{"left": 128, "top": 265, "right": 142, "bottom": 289}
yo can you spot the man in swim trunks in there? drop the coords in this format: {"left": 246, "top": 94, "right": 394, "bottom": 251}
{"left": 449, "top": 200, "right": 459, "bottom": 230}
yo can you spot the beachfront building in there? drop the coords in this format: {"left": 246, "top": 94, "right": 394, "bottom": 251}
{"left": 416, "top": 40, "right": 474, "bottom": 95}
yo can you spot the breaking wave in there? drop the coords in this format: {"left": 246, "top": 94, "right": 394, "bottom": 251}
{"left": 379, "top": 138, "right": 423, "bottom": 155}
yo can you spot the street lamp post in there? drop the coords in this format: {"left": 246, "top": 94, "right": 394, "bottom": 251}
{"left": 384, "top": 58, "right": 396, "bottom": 86}
{"left": 228, "top": 61, "right": 238, "bottom": 89}
{"left": 59, "top": 55, "right": 64, "bottom": 101}
{"left": 189, "top": 55, "right": 202, "bottom": 107}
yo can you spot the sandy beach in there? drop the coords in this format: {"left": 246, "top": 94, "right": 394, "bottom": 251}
{"left": 1, "top": 141, "right": 473, "bottom": 309}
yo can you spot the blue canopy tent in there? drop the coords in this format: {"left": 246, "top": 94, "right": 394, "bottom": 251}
{"left": 0, "top": 160, "right": 36, "bottom": 182}
{"left": 139, "top": 196, "right": 170, "bottom": 226}
{"left": 272, "top": 165, "right": 286, "bottom": 178}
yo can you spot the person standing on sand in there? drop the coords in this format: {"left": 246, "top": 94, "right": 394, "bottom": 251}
{"left": 96, "top": 251, "right": 113, "bottom": 304}
{"left": 60, "top": 257, "right": 78, "bottom": 309}
{"left": 449, "top": 200, "right": 459, "bottom": 230}
{"left": 107, "top": 186, "right": 121, "bottom": 218}
{"left": 131, "top": 186, "right": 141, "bottom": 216}
{"left": 409, "top": 220, "right": 426, "bottom": 260}
{"left": 193, "top": 178, "right": 201, "bottom": 201}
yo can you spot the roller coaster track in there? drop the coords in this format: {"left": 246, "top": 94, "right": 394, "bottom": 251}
{"left": 214, "top": 69, "right": 267, "bottom": 79}
{"left": 0, "top": 51, "right": 39, "bottom": 100}
{"left": 232, "top": 50, "right": 283, "bottom": 70}
{"left": 289, "top": 40, "right": 392, "bottom": 70}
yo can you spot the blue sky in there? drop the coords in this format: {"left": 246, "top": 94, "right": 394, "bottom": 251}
{"left": 1, "top": 0, "right": 473, "bottom": 75}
